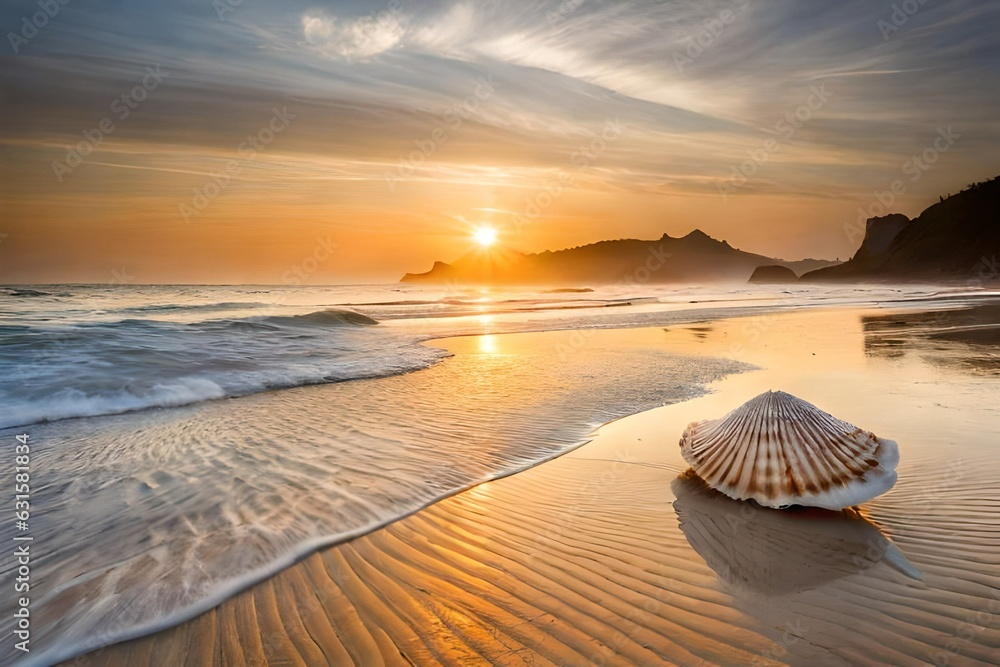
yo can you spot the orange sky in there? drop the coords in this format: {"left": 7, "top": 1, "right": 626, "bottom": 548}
{"left": 2, "top": 0, "right": 997, "bottom": 284}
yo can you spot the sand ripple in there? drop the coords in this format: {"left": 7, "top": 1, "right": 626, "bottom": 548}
{"left": 66, "top": 443, "right": 1000, "bottom": 666}
{"left": 64, "top": 306, "right": 1000, "bottom": 667}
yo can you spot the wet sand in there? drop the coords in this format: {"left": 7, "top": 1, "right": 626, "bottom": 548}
{"left": 65, "top": 305, "right": 1000, "bottom": 666}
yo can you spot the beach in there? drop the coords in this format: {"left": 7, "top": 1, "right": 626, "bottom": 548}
{"left": 9, "top": 1, "right": 999, "bottom": 663}
{"left": 61, "top": 301, "right": 1000, "bottom": 666}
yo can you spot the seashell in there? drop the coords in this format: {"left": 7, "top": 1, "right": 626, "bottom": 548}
{"left": 679, "top": 391, "right": 899, "bottom": 510}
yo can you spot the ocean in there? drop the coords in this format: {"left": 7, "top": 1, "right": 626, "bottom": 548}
{"left": 0, "top": 282, "right": 991, "bottom": 665}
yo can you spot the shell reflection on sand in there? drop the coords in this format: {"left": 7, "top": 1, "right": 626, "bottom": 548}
{"left": 672, "top": 472, "right": 921, "bottom": 598}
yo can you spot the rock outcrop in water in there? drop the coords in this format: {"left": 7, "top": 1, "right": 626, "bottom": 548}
{"left": 803, "top": 176, "right": 1000, "bottom": 282}
{"left": 748, "top": 265, "right": 799, "bottom": 284}
{"left": 401, "top": 229, "right": 838, "bottom": 285}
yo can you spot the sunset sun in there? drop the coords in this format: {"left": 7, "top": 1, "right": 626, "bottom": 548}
{"left": 473, "top": 227, "right": 497, "bottom": 247}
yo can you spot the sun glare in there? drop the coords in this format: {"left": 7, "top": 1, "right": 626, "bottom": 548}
{"left": 473, "top": 227, "right": 497, "bottom": 247}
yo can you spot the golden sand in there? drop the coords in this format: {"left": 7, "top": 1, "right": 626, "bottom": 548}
{"left": 66, "top": 306, "right": 1000, "bottom": 666}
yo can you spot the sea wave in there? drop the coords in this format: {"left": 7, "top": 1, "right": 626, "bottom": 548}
{"left": 257, "top": 308, "right": 379, "bottom": 327}
{"left": 118, "top": 301, "right": 270, "bottom": 314}
{"left": 0, "top": 287, "right": 52, "bottom": 297}
{"left": 0, "top": 308, "right": 444, "bottom": 428}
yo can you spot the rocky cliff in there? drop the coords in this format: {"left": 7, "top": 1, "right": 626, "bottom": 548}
{"left": 803, "top": 176, "right": 1000, "bottom": 282}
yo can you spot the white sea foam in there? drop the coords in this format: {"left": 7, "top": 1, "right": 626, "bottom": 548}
{"left": 0, "top": 306, "right": 443, "bottom": 428}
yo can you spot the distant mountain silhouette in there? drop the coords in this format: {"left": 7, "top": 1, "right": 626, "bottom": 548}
{"left": 401, "top": 229, "right": 838, "bottom": 285}
{"left": 803, "top": 176, "right": 1000, "bottom": 282}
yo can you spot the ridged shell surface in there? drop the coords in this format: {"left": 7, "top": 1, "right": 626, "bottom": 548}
{"left": 679, "top": 391, "right": 899, "bottom": 510}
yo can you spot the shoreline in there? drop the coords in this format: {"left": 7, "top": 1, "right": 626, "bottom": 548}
{"left": 58, "top": 299, "right": 1000, "bottom": 665}
{"left": 5, "top": 286, "right": 994, "bottom": 433}
{"left": 28, "top": 304, "right": 751, "bottom": 667}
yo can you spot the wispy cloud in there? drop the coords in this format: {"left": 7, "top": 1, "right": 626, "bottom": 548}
{"left": 302, "top": 9, "right": 407, "bottom": 60}
{"left": 2, "top": 0, "right": 998, "bottom": 281}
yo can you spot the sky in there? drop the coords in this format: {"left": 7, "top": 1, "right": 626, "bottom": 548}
{"left": 1, "top": 0, "right": 998, "bottom": 284}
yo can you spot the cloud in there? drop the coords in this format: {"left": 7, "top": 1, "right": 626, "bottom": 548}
{"left": 409, "top": 1, "right": 481, "bottom": 55}
{"left": 3, "top": 0, "right": 1000, "bottom": 280}
{"left": 302, "top": 9, "right": 406, "bottom": 60}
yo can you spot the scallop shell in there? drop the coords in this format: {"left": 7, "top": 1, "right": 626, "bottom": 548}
{"left": 679, "top": 391, "right": 899, "bottom": 510}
